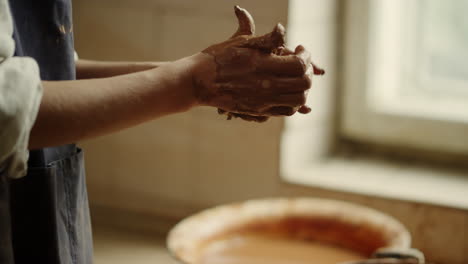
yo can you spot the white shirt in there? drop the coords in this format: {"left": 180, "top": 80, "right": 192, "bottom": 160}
{"left": 0, "top": 0, "right": 43, "bottom": 178}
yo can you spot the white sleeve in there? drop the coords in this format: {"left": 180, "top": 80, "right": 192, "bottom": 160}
{"left": 0, "top": 0, "right": 43, "bottom": 179}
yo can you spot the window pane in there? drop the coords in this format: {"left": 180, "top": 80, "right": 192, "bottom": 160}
{"left": 368, "top": 0, "right": 468, "bottom": 122}
{"left": 419, "top": 0, "right": 468, "bottom": 89}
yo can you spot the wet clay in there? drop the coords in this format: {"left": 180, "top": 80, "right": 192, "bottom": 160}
{"left": 196, "top": 233, "right": 366, "bottom": 264}
{"left": 196, "top": 6, "right": 325, "bottom": 122}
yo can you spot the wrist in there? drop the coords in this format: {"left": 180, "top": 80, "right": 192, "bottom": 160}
{"left": 175, "top": 52, "right": 217, "bottom": 109}
{"left": 145, "top": 53, "right": 214, "bottom": 113}
{"left": 135, "top": 61, "right": 169, "bottom": 70}
{"left": 185, "top": 52, "right": 217, "bottom": 107}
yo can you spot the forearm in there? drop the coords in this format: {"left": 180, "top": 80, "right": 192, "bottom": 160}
{"left": 30, "top": 5, "right": 321, "bottom": 149}
{"left": 76, "top": 59, "right": 169, "bottom": 79}
{"left": 29, "top": 54, "right": 205, "bottom": 149}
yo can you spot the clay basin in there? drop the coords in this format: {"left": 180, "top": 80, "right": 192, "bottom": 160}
{"left": 167, "top": 198, "right": 411, "bottom": 264}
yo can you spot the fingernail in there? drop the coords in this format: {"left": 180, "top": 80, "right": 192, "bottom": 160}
{"left": 312, "top": 63, "right": 325, "bottom": 75}
{"left": 298, "top": 105, "right": 311, "bottom": 114}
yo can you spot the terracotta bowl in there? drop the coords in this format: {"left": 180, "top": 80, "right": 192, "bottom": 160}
{"left": 167, "top": 198, "right": 411, "bottom": 264}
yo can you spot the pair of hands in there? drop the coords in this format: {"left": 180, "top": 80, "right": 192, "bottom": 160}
{"left": 192, "top": 6, "right": 324, "bottom": 122}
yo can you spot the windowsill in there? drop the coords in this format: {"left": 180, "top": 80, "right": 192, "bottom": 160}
{"left": 282, "top": 156, "right": 468, "bottom": 210}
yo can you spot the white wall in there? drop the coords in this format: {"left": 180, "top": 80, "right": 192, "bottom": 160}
{"left": 74, "top": 1, "right": 468, "bottom": 263}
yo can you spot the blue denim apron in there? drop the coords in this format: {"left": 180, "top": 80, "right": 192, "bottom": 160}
{"left": 1, "top": 0, "right": 94, "bottom": 263}
{"left": 0, "top": 165, "right": 14, "bottom": 263}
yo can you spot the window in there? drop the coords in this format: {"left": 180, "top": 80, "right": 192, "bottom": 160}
{"left": 342, "top": 0, "right": 468, "bottom": 154}
{"left": 281, "top": 0, "right": 468, "bottom": 209}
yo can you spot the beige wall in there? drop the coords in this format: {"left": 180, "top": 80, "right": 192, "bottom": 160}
{"left": 74, "top": 0, "right": 288, "bottom": 208}
{"left": 73, "top": 1, "right": 468, "bottom": 263}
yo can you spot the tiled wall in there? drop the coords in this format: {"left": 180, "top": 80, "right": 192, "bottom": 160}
{"left": 73, "top": 1, "right": 468, "bottom": 263}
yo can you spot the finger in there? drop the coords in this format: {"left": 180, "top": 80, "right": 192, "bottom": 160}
{"left": 219, "top": 109, "right": 269, "bottom": 122}
{"left": 312, "top": 63, "right": 325, "bottom": 75}
{"left": 255, "top": 45, "right": 312, "bottom": 76}
{"left": 273, "top": 46, "right": 295, "bottom": 56}
{"left": 233, "top": 113, "right": 269, "bottom": 122}
{"left": 243, "top": 23, "right": 286, "bottom": 52}
{"left": 298, "top": 89, "right": 311, "bottom": 113}
{"left": 256, "top": 54, "right": 308, "bottom": 76}
{"left": 293, "top": 45, "right": 326, "bottom": 76}
{"left": 268, "top": 75, "right": 312, "bottom": 93}
{"left": 269, "top": 93, "right": 307, "bottom": 107}
{"left": 264, "top": 106, "right": 297, "bottom": 116}
{"left": 298, "top": 105, "right": 311, "bottom": 114}
{"left": 294, "top": 45, "right": 312, "bottom": 68}
{"left": 231, "top": 6, "right": 255, "bottom": 38}
{"left": 216, "top": 75, "right": 311, "bottom": 94}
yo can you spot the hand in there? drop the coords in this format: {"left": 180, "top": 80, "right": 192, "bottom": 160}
{"left": 192, "top": 6, "right": 324, "bottom": 122}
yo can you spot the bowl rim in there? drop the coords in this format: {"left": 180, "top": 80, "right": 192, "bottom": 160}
{"left": 167, "top": 197, "right": 411, "bottom": 264}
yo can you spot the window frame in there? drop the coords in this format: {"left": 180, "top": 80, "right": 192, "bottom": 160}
{"left": 281, "top": 0, "right": 468, "bottom": 210}
{"left": 341, "top": 0, "right": 468, "bottom": 155}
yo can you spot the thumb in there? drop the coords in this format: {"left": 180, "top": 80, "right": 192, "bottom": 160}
{"left": 243, "top": 23, "right": 286, "bottom": 52}
{"left": 231, "top": 6, "right": 255, "bottom": 38}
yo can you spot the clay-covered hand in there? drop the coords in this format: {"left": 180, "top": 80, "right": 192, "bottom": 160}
{"left": 193, "top": 6, "right": 324, "bottom": 122}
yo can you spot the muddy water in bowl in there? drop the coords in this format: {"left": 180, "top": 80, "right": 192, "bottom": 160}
{"left": 198, "top": 233, "right": 365, "bottom": 264}
{"left": 167, "top": 198, "right": 411, "bottom": 264}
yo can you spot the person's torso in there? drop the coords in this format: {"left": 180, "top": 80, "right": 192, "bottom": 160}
{"left": 10, "top": 0, "right": 77, "bottom": 165}
{"left": 7, "top": 1, "right": 93, "bottom": 263}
